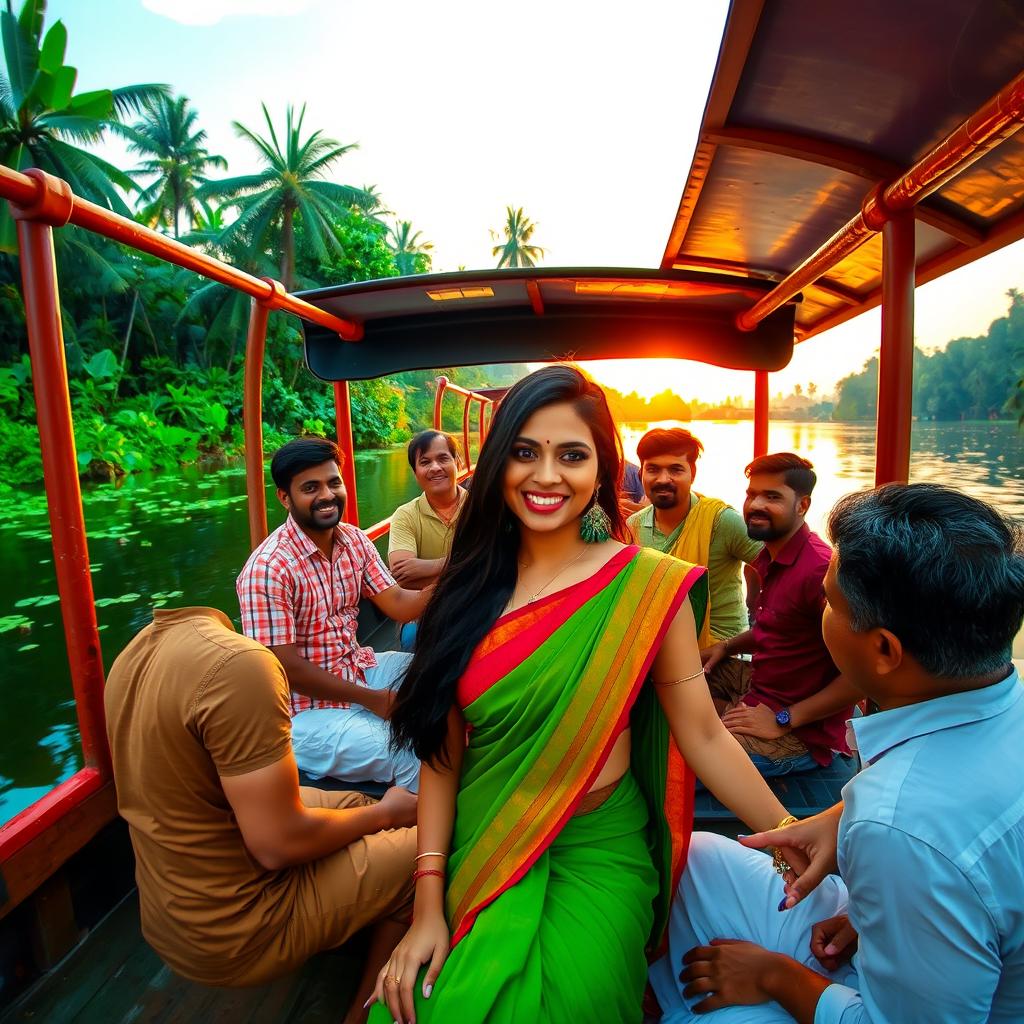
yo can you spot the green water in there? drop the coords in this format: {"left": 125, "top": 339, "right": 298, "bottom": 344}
{"left": 2, "top": 420, "right": 1023, "bottom": 821}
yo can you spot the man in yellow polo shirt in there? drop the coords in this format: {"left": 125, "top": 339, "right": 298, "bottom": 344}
{"left": 389, "top": 431, "right": 467, "bottom": 647}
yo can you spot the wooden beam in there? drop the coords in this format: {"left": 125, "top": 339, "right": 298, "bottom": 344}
{"left": 661, "top": 0, "right": 765, "bottom": 267}
{"left": 0, "top": 782, "right": 118, "bottom": 922}
{"left": 798, "top": 206, "right": 1024, "bottom": 342}
{"left": 703, "top": 124, "right": 985, "bottom": 247}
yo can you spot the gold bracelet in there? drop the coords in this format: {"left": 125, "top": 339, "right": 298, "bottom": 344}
{"left": 771, "top": 814, "right": 799, "bottom": 875}
{"left": 415, "top": 851, "right": 447, "bottom": 861}
{"left": 652, "top": 668, "right": 706, "bottom": 687}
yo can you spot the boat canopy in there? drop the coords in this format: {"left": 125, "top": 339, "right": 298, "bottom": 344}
{"left": 299, "top": 267, "right": 796, "bottom": 381}
{"left": 661, "top": 0, "right": 1024, "bottom": 341}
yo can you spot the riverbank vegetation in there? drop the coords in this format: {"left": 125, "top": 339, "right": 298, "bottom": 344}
{"left": 0, "top": 1, "right": 541, "bottom": 492}
{"left": 832, "top": 289, "right": 1024, "bottom": 422}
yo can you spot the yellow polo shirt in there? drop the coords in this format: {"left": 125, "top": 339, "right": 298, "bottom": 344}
{"left": 388, "top": 490, "right": 467, "bottom": 559}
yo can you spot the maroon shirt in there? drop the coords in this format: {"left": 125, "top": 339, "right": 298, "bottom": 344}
{"left": 748, "top": 524, "right": 850, "bottom": 765}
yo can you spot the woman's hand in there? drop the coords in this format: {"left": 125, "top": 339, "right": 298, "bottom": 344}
{"left": 370, "top": 912, "right": 450, "bottom": 1024}
{"left": 739, "top": 803, "right": 843, "bottom": 908}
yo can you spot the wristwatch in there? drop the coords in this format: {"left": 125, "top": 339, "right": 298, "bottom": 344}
{"left": 775, "top": 707, "right": 792, "bottom": 729}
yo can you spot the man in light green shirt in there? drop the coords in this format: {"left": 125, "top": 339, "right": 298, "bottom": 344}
{"left": 627, "top": 428, "right": 762, "bottom": 642}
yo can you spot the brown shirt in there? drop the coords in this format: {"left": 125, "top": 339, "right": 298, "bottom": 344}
{"left": 104, "top": 607, "right": 299, "bottom": 984}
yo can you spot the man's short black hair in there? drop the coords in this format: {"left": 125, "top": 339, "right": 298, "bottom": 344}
{"left": 828, "top": 483, "right": 1024, "bottom": 678}
{"left": 407, "top": 430, "right": 461, "bottom": 470}
{"left": 745, "top": 452, "right": 816, "bottom": 497}
{"left": 270, "top": 437, "right": 343, "bottom": 492}
{"left": 636, "top": 428, "right": 704, "bottom": 470}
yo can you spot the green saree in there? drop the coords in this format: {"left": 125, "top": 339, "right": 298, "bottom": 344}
{"left": 370, "top": 545, "right": 708, "bottom": 1023}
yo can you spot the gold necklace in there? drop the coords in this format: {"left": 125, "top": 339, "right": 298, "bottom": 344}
{"left": 517, "top": 547, "right": 588, "bottom": 603}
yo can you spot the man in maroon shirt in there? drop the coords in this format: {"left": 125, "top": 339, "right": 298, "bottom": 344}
{"left": 702, "top": 453, "right": 858, "bottom": 775}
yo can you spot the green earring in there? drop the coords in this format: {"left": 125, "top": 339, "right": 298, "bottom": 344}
{"left": 580, "top": 488, "right": 612, "bottom": 543}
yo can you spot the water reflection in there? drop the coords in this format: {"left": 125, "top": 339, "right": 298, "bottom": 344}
{"left": 1, "top": 420, "right": 1022, "bottom": 820}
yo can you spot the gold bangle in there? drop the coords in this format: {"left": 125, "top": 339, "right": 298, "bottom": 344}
{"left": 652, "top": 668, "right": 706, "bottom": 687}
{"left": 415, "top": 851, "right": 447, "bottom": 861}
{"left": 771, "top": 814, "right": 799, "bottom": 875}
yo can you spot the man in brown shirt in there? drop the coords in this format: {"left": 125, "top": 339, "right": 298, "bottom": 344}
{"left": 104, "top": 607, "right": 417, "bottom": 1022}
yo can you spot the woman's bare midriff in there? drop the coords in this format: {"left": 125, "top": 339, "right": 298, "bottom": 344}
{"left": 590, "top": 727, "right": 631, "bottom": 792}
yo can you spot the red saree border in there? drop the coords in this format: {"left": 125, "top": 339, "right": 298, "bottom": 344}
{"left": 457, "top": 545, "right": 640, "bottom": 710}
{"left": 449, "top": 561, "right": 707, "bottom": 947}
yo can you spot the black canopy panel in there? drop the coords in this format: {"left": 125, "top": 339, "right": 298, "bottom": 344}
{"left": 299, "top": 268, "right": 796, "bottom": 382}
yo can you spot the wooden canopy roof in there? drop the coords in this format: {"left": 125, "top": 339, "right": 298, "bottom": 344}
{"left": 662, "top": 0, "right": 1024, "bottom": 341}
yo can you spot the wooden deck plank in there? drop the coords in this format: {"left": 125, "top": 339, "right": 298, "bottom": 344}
{"left": 0, "top": 894, "right": 142, "bottom": 1024}
{"left": 1, "top": 888, "right": 364, "bottom": 1024}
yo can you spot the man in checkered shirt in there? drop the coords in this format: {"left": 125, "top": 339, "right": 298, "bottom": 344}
{"left": 237, "top": 438, "right": 432, "bottom": 791}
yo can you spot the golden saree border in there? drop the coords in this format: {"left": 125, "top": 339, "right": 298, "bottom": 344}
{"left": 448, "top": 551, "right": 706, "bottom": 947}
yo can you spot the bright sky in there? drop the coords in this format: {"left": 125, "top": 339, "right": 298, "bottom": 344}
{"left": 52, "top": 0, "right": 1024, "bottom": 401}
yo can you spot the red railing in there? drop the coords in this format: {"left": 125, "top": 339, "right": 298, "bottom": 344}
{"left": 362, "top": 376, "right": 498, "bottom": 542}
{"left": 433, "top": 375, "right": 496, "bottom": 473}
{"left": 0, "top": 164, "right": 361, "bottom": 918}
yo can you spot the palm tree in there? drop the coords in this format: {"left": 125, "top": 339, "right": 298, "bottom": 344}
{"left": 355, "top": 183, "right": 391, "bottom": 224}
{"left": 491, "top": 206, "right": 545, "bottom": 268}
{"left": 388, "top": 220, "right": 433, "bottom": 275}
{"left": 199, "top": 103, "right": 370, "bottom": 290}
{"left": 0, "top": 0, "right": 168, "bottom": 251}
{"left": 115, "top": 94, "right": 227, "bottom": 238}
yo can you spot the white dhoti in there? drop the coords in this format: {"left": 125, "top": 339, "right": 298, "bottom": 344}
{"left": 290, "top": 650, "right": 420, "bottom": 792}
{"left": 650, "top": 832, "right": 858, "bottom": 1022}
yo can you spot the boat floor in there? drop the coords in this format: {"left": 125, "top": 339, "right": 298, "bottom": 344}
{"left": 0, "top": 891, "right": 365, "bottom": 1024}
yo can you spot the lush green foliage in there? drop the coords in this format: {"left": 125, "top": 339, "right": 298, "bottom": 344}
{"left": 0, "top": 0, "right": 452, "bottom": 490}
{"left": 834, "top": 290, "right": 1024, "bottom": 422}
{"left": 0, "top": 0, "right": 167, "bottom": 251}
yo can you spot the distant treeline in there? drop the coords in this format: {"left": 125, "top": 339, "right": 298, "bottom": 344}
{"left": 833, "top": 289, "right": 1024, "bottom": 422}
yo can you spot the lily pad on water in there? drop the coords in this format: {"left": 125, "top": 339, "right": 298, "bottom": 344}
{"left": 0, "top": 614, "right": 33, "bottom": 634}
{"left": 93, "top": 592, "right": 141, "bottom": 608}
{"left": 14, "top": 595, "right": 60, "bottom": 608}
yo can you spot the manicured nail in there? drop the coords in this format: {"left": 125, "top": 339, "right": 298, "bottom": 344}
{"left": 824, "top": 943, "right": 838, "bottom": 956}
{"left": 363, "top": 997, "right": 373, "bottom": 1009}
{"left": 777, "top": 896, "right": 788, "bottom": 911}
{"left": 424, "top": 984, "right": 433, "bottom": 998}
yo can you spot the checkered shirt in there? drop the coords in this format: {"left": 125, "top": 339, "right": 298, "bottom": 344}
{"left": 237, "top": 515, "right": 396, "bottom": 715}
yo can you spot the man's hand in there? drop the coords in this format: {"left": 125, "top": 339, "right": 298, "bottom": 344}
{"left": 681, "top": 939, "right": 784, "bottom": 1013}
{"left": 375, "top": 786, "right": 417, "bottom": 830}
{"left": 701, "top": 641, "right": 729, "bottom": 673}
{"left": 809, "top": 914, "right": 857, "bottom": 972}
{"left": 739, "top": 803, "right": 843, "bottom": 908}
{"left": 722, "top": 701, "right": 787, "bottom": 740}
{"left": 360, "top": 687, "right": 397, "bottom": 721}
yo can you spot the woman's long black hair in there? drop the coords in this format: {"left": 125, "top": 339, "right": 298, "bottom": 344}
{"left": 389, "top": 365, "right": 628, "bottom": 765}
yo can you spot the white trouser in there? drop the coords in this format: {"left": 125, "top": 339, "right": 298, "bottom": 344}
{"left": 289, "top": 651, "right": 420, "bottom": 792}
{"left": 649, "top": 832, "right": 857, "bottom": 1023}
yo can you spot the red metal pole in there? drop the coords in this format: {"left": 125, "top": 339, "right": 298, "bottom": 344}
{"left": 736, "top": 69, "right": 1024, "bottom": 331}
{"left": 462, "top": 394, "right": 473, "bottom": 472}
{"left": 15, "top": 216, "right": 109, "bottom": 777}
{"left": 875, "top": 214, "right": 916, "bottom": 485}
{"left": 433, "top": 375, "right": 448, "bottom": 431}
{"left": 478, "top": 396, "right": 487, "bottom": 450}
{"left": 753, "top": 370, "right": 769, "bottom": 457}
{"left": 333, "top": 381, "right": 359, "bottom": 526}
{"left": 243, "top": 299, "right": 270, "bottom": 548}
